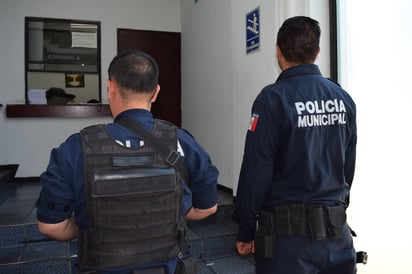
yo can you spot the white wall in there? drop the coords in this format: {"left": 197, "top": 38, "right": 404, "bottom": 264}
{"left": 339, "top": 1, "right": 412, "bottom": 273}
{"left": 181, "top": 0, "right": 234, "bottom": 190}
{"left": 181, "top": 0, "right": 330, "bottom": 191}
{"left": 0, "top": 0, "right": 181, "bottom": 176}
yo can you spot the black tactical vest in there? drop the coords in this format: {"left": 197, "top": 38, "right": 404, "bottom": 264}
{"left": 78, "top": 119, "right": 188, "bottom": 271}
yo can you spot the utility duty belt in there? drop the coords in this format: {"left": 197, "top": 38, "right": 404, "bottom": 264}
{"left": 255, "top": 204, "right": 347, "bottom": 258}
{"left": 259, "top": 203, "right": 347, "bottom": 239}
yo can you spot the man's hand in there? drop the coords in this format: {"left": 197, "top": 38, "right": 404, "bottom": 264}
{"left": 185, "top": 204, "right": 218, "bottom": 221}
{"left": 236, "top": 240, "right": 255, "bottom": 255}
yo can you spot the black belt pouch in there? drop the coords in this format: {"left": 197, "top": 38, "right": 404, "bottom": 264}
{"left": 290, "top": 204, "right": 306, "bottom": 236}
{"left": 326, "top": 206, "right": 346, "bottom": 239}
{"left": 255, "top": 211, "right": 276, "bottom": 259}
{"left": 273, "top": 204, "right": 291, "bottom": 235}
{"left": 308, "top": 207, "right": 327, "bottom": 240}
{"left": 175, "top": 256, "right": 197, "bottom": 274}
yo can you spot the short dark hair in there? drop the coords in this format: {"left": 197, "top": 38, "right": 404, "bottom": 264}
{"left": 108, "top": 50, "right": 159, "bottom": 93}
{"left": 276, "top": 16, "right": 321, "bottom": 64}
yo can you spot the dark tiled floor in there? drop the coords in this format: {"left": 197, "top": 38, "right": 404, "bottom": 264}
{"left": 0, "top": 181, "right": 40, "bottom": 226}
{"left": 0, "top": 180, "right": 255, "bottom": 273}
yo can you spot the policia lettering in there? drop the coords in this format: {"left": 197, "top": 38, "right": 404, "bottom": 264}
{"left": 295, "top": 99, "right": 346, "bottom": 128}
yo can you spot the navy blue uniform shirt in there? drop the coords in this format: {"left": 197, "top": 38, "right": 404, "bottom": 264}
{"left": 236, "top": 64, "right": 357, "bottom": 242}
{"left": 37, "top": 109, "right": 219, "bottom": 272}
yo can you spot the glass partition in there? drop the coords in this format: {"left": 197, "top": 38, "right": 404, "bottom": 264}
{"left": 25, "top": 17, "right": 101, "bottom": 104}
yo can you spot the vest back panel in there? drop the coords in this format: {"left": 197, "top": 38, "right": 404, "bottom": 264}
{"left": 78, "top": 119, "right": 186, "bottom": 271}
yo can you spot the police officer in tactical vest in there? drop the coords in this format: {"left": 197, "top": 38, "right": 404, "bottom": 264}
{"left": 37, "top": 50, "right": 219, "bottom": 273}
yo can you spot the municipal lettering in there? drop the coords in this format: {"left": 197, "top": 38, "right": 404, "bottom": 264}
{"left": 295, "top": 99, "right": 347, "bottom": 128}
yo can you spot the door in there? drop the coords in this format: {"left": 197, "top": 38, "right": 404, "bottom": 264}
{"left": 117, "top": 29, "right": 182, "bottom": 127}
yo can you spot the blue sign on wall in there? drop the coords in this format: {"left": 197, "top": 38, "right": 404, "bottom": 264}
{"left": 246, "top": 7, "right": 260, "bottom": 54}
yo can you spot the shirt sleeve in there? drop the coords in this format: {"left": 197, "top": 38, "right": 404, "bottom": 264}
{"left": 235, "top": 90, "right": 281, "bottom": 242}
{"left": 37, "top": 134, "right": 84, "bottom": 224}
{"left": 177, "top": 129, "right": 219, "bottom": 212}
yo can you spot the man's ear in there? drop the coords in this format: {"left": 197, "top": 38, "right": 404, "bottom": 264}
{"left": 276, "top": 44, "right": 285, "bottom": 70}
{"left": 107, "top": 79, "right": 115, "bottom": 101}
{"left": 276, "top": 44, "right": 282, "bottom": 59}
{"left": 150, "top": 85, "right": 161, "bottom": 103}
{"left": 314, "top": 47, "right": 320, "bottom": 61}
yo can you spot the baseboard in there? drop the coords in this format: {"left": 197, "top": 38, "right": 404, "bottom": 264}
{"left": 14, "top": 177, "right": 40, "bottom": 183}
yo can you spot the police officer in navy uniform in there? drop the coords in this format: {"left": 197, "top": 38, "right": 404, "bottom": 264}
{"left": 235, "top": 16, "right": 357, "bottom": 274}
{"left": 37, "top": 50, "right": 219, "bottom": 273}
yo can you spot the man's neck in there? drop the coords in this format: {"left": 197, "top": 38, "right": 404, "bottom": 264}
{"left": 281, "top": 60, "right": 301, "bottom": 71}
{"left": 110, "top": 101, "right": 151, "bottom": 118}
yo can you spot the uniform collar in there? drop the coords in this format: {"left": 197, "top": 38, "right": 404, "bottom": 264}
{"left": 276, "top": 64, "right": 321, "bottom": 82}
{"left": 113, "top": 109, "right": 154, "bottom": 123}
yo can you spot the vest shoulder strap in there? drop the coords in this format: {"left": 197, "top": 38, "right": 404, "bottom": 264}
{"left": 116, "top": 117, "right": 190, "bottom": 185}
